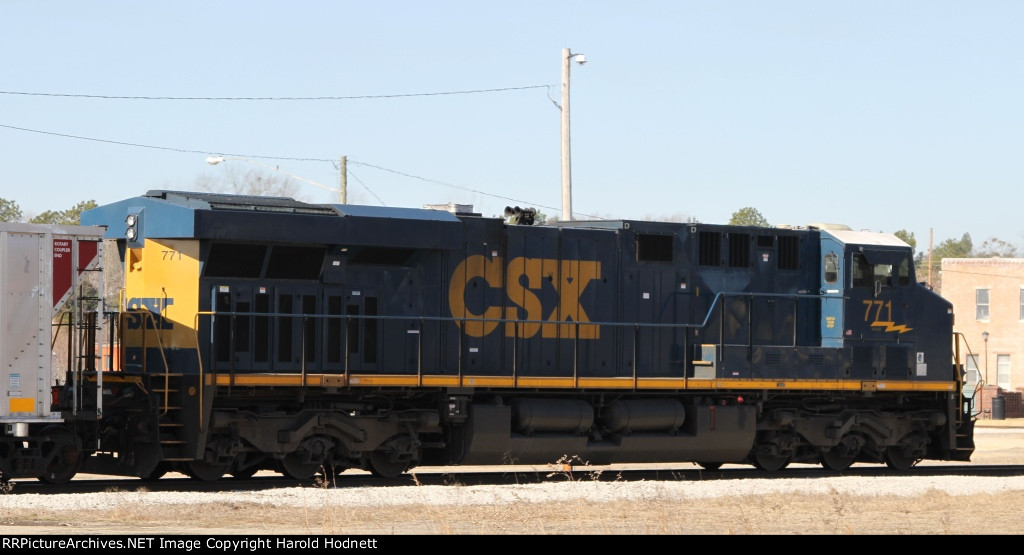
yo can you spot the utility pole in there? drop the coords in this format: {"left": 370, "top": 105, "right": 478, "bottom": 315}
{"left": 339, "top": 156, "right": 347, "bottom": 204}
{"left": 928, "top": 228, "right": 933, "bottom": 287}
{"left": 561, "top": 48, "right": 586, "bottom": 222}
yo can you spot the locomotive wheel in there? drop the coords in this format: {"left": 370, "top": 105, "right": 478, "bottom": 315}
{"left": 820, "top": 448, "right": 856, "bottom": 471}
{"left": 368, "top": 450, "right": 410, "bottom": 478}
{"left": 278, "top": 453, "right": 322, "bottom": 481}
{"left": 37, "top": 428, "right": 82, "bottom": 485}
{"left": 751, "top": 433, "right": 795, "bottom": 472}
{"left": 820, "top": 435, "right": 863, "bottom": 471}
{"left": 186, "top": 460, "right": 228, "bottom": 482}
{"left": 884, "top": 433, "right": 926, "bottom": 471}
{"left": 229, "top": 455, "right": 264, "bottom": 479}
{"left": 884, "top": 447, "right": 919, "bottom": 471}
{"left": 141, "top": 463, "right": 171, "bottom": 481}
{"left": 752, "top": 452, "right": 789, "bottom": 472}
{"left": 230, "top": 465, "right": 259, "bottom": 479}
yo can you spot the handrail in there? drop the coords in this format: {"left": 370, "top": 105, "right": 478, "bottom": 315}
{"left": 193, "top": 311, "right": 213, "bottom": 432}
{"left": 953, "top": 331, "right": 983, "bottom": 422}
{"left": 190, "top": 289, "right": 819, "bottom": 381}
{"left": 121, "top": 309, "right": 174, "bottom": 416}
{"left": 190, "top": 291, "right": 815, "bottom": 336}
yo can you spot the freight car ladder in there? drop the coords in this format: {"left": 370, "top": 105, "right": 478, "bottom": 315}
{"left": 72, "top": 264, "right": 105, "bottom": 378}
{"left": 54, "top": 231, "right": 106, "bottom": 423}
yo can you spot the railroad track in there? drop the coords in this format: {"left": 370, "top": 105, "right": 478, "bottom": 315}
{"left": 7, "top": 463, "right": 1024, "bottom": 495}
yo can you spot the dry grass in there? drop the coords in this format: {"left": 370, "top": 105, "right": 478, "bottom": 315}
{"left": 4, "top": 488, "right": 1024, "bottom": 535}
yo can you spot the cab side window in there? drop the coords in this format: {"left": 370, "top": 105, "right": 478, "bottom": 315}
{"left": 852, "top": 252, "right": 911, "bottom": 288}
{"left": 824, "top": 252, "right": 838, "bottom": 283}
{"left": 852, "top": 253, "right": 872, "bottom": 287}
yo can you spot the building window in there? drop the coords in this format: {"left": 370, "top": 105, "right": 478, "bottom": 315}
{"left": 976, "top": 288, "right": 990, "bottom": 321}
{"left": 965, "top": 355, "right": 979, "bottom": 388}
{"left": 997, "top": 354, "right": 1011, "bottom": 389}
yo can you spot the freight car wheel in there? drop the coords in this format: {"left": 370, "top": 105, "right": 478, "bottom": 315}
{"left": 37, "top": 428, "right": 81, "bottom": 485}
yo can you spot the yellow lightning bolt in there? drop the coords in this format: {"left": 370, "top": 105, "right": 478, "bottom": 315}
{"left": 870, "top": 321, "right": 913, "bottom": 333}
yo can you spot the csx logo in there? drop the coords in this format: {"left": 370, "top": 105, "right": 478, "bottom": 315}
{"left": 448, "top": 256, "right": 600, "bottom": 339}
{"left": 125, "top": 297, "right": 175, "bottom": 330}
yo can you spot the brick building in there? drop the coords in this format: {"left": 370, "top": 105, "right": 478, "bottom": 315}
{"left": 940, "top": 257, "right": 1024, "bottom": 418}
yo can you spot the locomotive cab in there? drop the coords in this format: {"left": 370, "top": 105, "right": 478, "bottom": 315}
{"left": 820, "top": 228, "right": 917, "bottom": 347}
{"left": 820, "top": 228, "right": 954, "bottom": 383}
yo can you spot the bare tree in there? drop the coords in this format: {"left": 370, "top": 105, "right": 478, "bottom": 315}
{"left": 199, "top": 167, "right": 304, "bottom": 200}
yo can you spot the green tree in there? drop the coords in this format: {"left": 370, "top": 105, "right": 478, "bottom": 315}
{"left": 975, "top": 237, "right": 1018, "bottom": 258}
{"left": 892, "top": 230, "right": 916, "bottom": 253}
{"left": 915, "top": 233, "right": 974, "bottom": 292}
{"left": 935, "top": 233, "right": 974, "bottom": 259}
{"left": 728, "top": 207, "right": 770, "bottom": 227}
{"left": 30, "top": 200, "right": 98, "bottom": 225}
{"left": 0, "top": 198, "right": 23, "bottom": 222}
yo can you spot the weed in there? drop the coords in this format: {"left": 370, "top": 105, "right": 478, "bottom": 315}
{"left": 545, "top": 454, "right": 588, "bottom": 480}
{"left": 825, "top": 486, "right": 848, "bottom": 534}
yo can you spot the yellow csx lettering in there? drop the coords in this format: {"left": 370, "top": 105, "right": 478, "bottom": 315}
{"left": 448, "top": 256, "right": 601, "bottom": 339}
{"left": 125, "top": 297, "right": 175, "bottom": 330}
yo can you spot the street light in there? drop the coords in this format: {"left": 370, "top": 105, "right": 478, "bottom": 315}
{"left": 205, "top": 156, "right": 345, "bottom": 203}
{"left": 983, "top": 331, "right": 990, "bottom": 384}
{"left": 983, "top": 330, "right": 990, "bottom": 418}
{"left": 561, "top": 47, "right": 586, "bottom": 222}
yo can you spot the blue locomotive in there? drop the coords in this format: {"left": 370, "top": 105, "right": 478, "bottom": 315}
{"left": 2, "top": 190, "right": 975, "bottom": 482}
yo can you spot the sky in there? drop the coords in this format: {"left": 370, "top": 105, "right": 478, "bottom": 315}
{"left": 2, "top": 2, "right": 1022, "bottom": 253}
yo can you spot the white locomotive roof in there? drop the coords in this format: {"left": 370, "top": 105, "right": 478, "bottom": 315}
{"left": 821, "top": 228, "right": 909, "bottom": 248}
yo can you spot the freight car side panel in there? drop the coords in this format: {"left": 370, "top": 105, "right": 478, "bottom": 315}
{"left": 0, "top": 225, "right": 103, "bottom": 422}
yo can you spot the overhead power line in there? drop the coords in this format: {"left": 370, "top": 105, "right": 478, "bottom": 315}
{"left": 0, "top": 122, "right": 332, "bottom": 161}
{"left": 0, "top": 85, "right": 554, "bottom": 101}
{"left": 0, "top": 122, "right": 596, "bottom": 218}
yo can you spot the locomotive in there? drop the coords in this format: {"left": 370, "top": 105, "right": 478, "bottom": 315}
{"left": 0, "top": 190, "right": 975, "bottom": 483}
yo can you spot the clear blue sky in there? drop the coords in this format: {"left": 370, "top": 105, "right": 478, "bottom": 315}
{"left": 3, "top": 2, "right": 1021, "bottom": 252}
